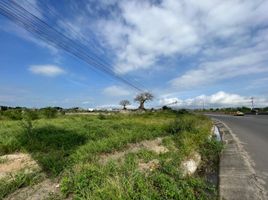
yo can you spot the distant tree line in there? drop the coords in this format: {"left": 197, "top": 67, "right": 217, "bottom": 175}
{"left": 200, "top": 106, "right": 268, "bottom": 114}
{"left": 0, "top": 106, "right": 64, "bottom": 120}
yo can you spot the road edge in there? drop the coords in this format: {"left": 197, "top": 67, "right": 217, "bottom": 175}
{"left": 213, "top": 119, "right": 266, "bottom": 200}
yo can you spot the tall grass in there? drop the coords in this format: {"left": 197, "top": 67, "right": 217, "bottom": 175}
{"left": 0, "top": 111, "right": 222, "bottom": 199}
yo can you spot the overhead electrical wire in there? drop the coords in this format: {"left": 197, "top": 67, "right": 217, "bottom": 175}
{"left": 24, "top": 0, "right": 148, "bottom": 91}
{"left": 24, "top": 0, "right": 104, "bottom": 57}
{"left": 0, "top": 0, "right": 145, "bottom": 92}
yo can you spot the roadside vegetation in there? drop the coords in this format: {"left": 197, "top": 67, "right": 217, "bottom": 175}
{"left": 199, "top": 106, "right": 268, "bottom": 115}
{"left": 0, "top": 110, "right": 222, "bottom": 199}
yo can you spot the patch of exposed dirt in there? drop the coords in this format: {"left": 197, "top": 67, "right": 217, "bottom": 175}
{"left": 141, "top": 138, "right": 169, "bottom": 154}
{"left": 5, "top": 179, "right": 60, "bottom": 200}
{"left": 0, "top": 153, "right": 40, "bottom": 179}
{"left": 138, "top": 159, "right": 160, "bottom": 173}
{"left": 99, "top": 137, "right": 169, "bottom": 164}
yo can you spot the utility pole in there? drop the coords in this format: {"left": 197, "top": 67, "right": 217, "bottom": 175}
{"left": 250, "top": 97, "right": 254, "bottom": 110}
{"left": 202, "top": 97, "right": 205, "bottom": 111}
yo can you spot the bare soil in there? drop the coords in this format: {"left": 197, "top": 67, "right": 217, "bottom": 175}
{"left": 0, "top": 153, "right": 39, "bottom": 179}
{"left": 1, "top": 138, "right": 169, "bottom": 199}
{"left": 138, "top": 159, "right": 160, "bottom": 172}
{"left": 0, "top": 153, "right": 61, "bottom": 200}
{"left": 5, "top": 179, "right": 60, "bottom": 200}
{"left": 99, "top": 137, "right": 169, "bottom": 164}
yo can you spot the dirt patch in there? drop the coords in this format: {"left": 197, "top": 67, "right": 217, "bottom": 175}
{"left": 0, "top": 153, "right": 40, "bottom": 179}
{"left": 141, "top": 138, "right": 169, "bottom": 154}
{"left": 138, "top": 159, "right": 160, "bottom": 172}
{"left": 99, "top": 137, "right": 168, "bottom": 164}
{"left": 5, "top": 179, "right": 60, "bottom": 200}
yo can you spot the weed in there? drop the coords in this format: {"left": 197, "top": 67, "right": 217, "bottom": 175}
{"left": 0, "top": 171, "right": 44, "bottom": 199}
{"left": 0, "top": 111, "right": 220, "bottom": 199}
{"left": 98, "top": 113, "right": 107, "bottom": 120}
{"left": 0, "top": 157, "right": 8, "bottom": 164}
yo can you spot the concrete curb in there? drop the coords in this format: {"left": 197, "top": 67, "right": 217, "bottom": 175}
{"left": 213, "top": 119, "right": 266, "bottom": 200}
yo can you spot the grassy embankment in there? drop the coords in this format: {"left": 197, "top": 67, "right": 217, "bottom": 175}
{"left": 0, "top": 110, "right": 222, "bottom": 199}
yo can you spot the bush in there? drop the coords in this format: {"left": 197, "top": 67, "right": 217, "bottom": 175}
{"left": 98, "top": 113, "right": 106, "bottom": 120}
{"left": 174, "top": 109, "right": 189, "bottom": 115}
{"left": 40, "top": 107, "right": 57, "bottom": 119}
{"left": 167, "top": 116, "right": 196, "bottom": 134}
{"left": 2, "top": 109, "right": 22, "bottom": 120}
{"left": 162, "top": 106, "right": 171, "bottom": 110}
{"left": 0, "top": 172, "right": 43, "bottom": 199}
{"left": 23, "top": 110, "right": 39, "bottom": 120}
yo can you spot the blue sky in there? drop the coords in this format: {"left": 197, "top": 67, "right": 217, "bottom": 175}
{"left": 0, "top": 0, "right": 268, "bottom": 109}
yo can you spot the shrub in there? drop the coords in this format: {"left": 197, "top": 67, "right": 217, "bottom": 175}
{"left": 167, "top": 116, "right": 196, "bottom": 134}
{"left": 40, "top": 107, "right": 57, "bottom": 119}
{"left": 2, "top": 109, "right": 22, "bottom": 120}
{"left": 23, "top": 110, "right": 39, "bottom": 120}
{"left": 162, "top": 106, "right": 171, "bottom": 110}
{"left": 98, "top": 113, "right": 106, "bottom": 120}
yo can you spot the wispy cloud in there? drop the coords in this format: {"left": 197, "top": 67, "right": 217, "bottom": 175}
{"left": 97, "top": 0, "right": 268, "bottom": 74}
{"left": 81, "top": 101, "right": 91, "bottom": 105}
{"left": 14, "top": 0, "right": 43, "bottom": 19}
{"left": 0, "top": 20, "right": 59, "bottom": 55}
{"left": 29, "top": 65, "right": 65, "bottom": 77}
{"left": 170, "top": 49, "right": 268, "bottom": 89}
{"left": 0, "top": 0, "right": 59, "bottom": 52}
{"left": 103, "top": 85, "right": 131, "bottom": 96}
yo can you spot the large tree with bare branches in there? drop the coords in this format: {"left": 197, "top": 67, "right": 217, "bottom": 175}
{"left": 134, "top": 92, "right": 154, "bottom": 110}
{"left": 119, "top": 100, "right": 131, "bottom": 110}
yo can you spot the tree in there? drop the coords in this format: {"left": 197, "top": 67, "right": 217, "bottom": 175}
{"left": 134, "top": 92, "right": 154, "bottom": 110}
{"left": 119, "top": 100, "right": 131, "bottom": 110}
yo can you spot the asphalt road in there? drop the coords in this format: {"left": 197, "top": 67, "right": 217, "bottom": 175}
{"left": 207, "top": 114, "right": 268, "bottom": 189}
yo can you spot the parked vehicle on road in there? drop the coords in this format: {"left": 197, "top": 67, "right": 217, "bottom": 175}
{"left": 234, "top": 111, "right": 245, "bottom": 116}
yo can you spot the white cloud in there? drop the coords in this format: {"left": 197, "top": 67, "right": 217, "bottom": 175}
{"left": 159, "top": 91, "right": 268, "bottom": 108}
{"left": 97, "top": 0, "right": 268, "bottom": 74}
{"left": 81, "top": 101, "right": 91, "bottom": 105}
{"left": 103, "top": 85, "right": 131, "bottom": 96}
{"left": 29, "top": 65, "right": 65, "bottom": 77}
{"left": 170, "top": 49, "right": 268, "bottom": 89}
{"left": 2, "top": 0, "right": 268, "bottom": 99}
{"left": 159, "top": 97, "right": 182, "bottom": 106}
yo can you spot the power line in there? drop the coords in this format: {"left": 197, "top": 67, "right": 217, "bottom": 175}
{"left": 31, "top": 0, "right": 148, "bottom": 91}
{"left": 155, "top": 100, "right": 178, "bottom": 108}
{"left": 24, "top": 0, "right": 105, "bottom": 57}
{"left": 0, "top": 0, "right": 146, "bottom": 92}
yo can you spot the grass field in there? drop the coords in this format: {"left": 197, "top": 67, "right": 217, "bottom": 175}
{"left": 0, "top": 110, "right": 222, "bottom": 199}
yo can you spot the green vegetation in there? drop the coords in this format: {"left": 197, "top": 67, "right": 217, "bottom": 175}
{"left": 0, "top": 171, "right": 44, "bottom": 199}
{"left": 0, "top": 107, "right": 62, "bottom": 121}
{"left": 0, "top": 110, "right": 222, "bottom": 199}
{"left": 200, "top": 106, "right": 268, "bottom": 114}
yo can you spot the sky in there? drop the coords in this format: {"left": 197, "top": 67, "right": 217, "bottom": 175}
{"left": 0, "top": 0, "right": 268, "bottom": 109}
